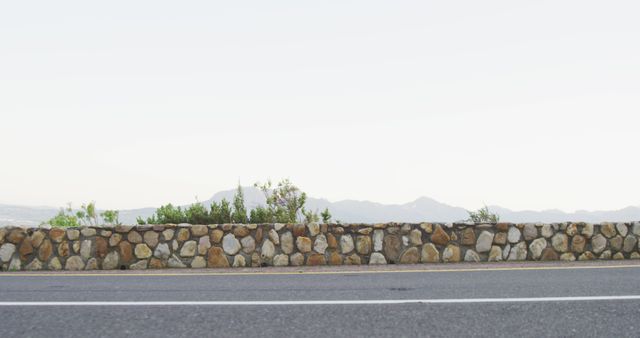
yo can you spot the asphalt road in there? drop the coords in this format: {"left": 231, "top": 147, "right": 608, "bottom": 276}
{"left": 1, "top": 262, "right": 639, "bottom": 337}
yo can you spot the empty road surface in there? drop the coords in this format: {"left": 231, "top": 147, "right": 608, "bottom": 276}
{"left": 1, "top": 261, "right": 639, "bottom": 337}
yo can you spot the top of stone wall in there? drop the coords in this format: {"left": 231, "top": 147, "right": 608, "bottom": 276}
{"left": 3, "top": 221, "right": 639, "bottom": 232}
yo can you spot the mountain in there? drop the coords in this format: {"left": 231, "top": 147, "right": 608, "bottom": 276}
{"left": 1, "top": 187, "right": 639, "bottom": 226}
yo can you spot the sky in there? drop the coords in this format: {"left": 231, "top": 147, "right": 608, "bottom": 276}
{"left": 1, "top": 1, "right": 639, "bottom": 212}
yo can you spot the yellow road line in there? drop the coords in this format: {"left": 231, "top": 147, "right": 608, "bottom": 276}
{"left": 1, "top": 264, "right": 639, "bottom": 277}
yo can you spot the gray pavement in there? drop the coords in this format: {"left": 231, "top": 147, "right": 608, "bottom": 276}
{"left": 1, "top": 261, "right": 639, "bottom": 337}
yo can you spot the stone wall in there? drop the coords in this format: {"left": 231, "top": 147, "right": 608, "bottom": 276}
{"left": 1, "top": 222, "right": 639, "bottom": 271}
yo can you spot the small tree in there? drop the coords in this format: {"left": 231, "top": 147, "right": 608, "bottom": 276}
{"left": 302, "top": 208, "right": 320, "bottom": 224}
{"left": 101, "top": 210, "right": 120, "bottom": 225}
{"left": 232, "top": 184, "right": 248, "bottom": 223}
{"left": 185, "top": 201, "right": 211, "bottom": 224}
{"left": 467, "top": 205, "right": 500, "bottom": 223}
{"left": 48, "top": 203, "right": 81, "bottom": 227}
{"left": 249, "top": 206, "right": 270, "bottom": 223}
{"left": 46, "top": 202, "right": 119, "bottom": 227}
{"left": 321, "top": 208, "right": 332, "bottom": 223}
{"left": 255, "top": 179, "right": 307, "bottom": 223}
{"left": 219, "top": 199, "right": 232, "bottom": 223}
{"left": 153, "top": 204, "right": 186, "bottom": 224}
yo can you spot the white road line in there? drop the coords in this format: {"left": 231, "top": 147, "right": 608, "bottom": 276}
{"left": 1, "top": 296, "right": 640, "bottom": 306}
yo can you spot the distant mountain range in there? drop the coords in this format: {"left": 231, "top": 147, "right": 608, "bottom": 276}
{"left": 1, "top": 187, "right": 639, "bottom": 226}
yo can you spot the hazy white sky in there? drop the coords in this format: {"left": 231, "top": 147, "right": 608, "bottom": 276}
{"left": 1, "top": 1, "right": 639, "bottom": 211}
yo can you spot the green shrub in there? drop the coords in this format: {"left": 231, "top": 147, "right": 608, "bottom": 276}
{"left": 45, "top": 202, "right": 119, "bottom": 227}
{"left": 137, "top": 179, "right": 330, "bottom": 225}
{"left": 467, "top": 206, "right": 500, "bottom": 223}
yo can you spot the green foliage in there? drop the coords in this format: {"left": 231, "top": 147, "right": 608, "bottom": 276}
{"left": 255, "top": 179, "right": 308, "bottom": 223}
{"left": 140, "top": 197, "right": 240, "bottom": 225}
{"left": 185, "top": 202, "right": 210, "bottom": 225}
{"left": 467, "top": 205, "right": 500, "bottom": 223}
{"left": 249, "top": 206, "right": 270, "bottom": 223}
{"left": 321, "top": 208, "right": 332, "bottom": 223}
{"left": 45, "top": 202, "right": 120, "bottom": 227}
{"left": 219, "top": 199, "right": 232, "bottom": 223}
{"left": 100, "top": 209, "right": 120, "bottom": 225}
{"left": 232, "top": 184, "right": 248, "bottom": 224}
{"left": 302, "top": 208, "right": 320, "bottom": 224}
{"left": 154, "top": 203, "right": 187, "bottom": 224}
{"left": 138, "top": 179, "right": 330, "bottom": 225}
{"left": 48, "top": 205, "right": 81, "bottom": 227}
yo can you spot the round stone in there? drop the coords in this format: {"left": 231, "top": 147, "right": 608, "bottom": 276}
{"left": 128, "top": 231, "right": 142, "bottom": 244}
{"left": 314, "top": 234, "right": 328, "bottom": 254}
{"left": 355, "top": 236, "right": 371, "bottom": 255}
{"left": 421, "top": 243, "right": 439, "bottom": 263}
{"left": 475, "top": 231, "right": 494, "bottom": 253}
{"left": 591, "top": 234, "right": 607, "bottom": 254}
{"left": 210, "top": 230, "right": 223, "bottom": 243}
{"left": 109, "top": 234, "right": 122, "bottom": 246}
{"left": 81, "top": 228, "right": 96, "bottom": 237}
{"left": 307, "top": 254, "right": 327, "bottom": 266}
{"left": 508, "top": 242, "right": 528, "bottom": 261}
{"left": 442, "top": 245, "right": 461, "bottom": 263}
{"left": 551, "top": 234, "right": 568, "bottom": 252}
{"left": 582, "top": 223, "right": 594, "bottom": 238}
{"left": 65, "top": 256, "right": 85, "bottom": 271}
{"left": 523, "top": 224, "right": 538, "bottom": 240}
{"left": 290, "top": 252, "right": 305, "bottom": 266}
{"left": 488, "top": 246, "right": 503, "bottom": 262}
{"left": 430, "top": 225, "right": 450, "bottom": 246}
{"left": 190, "top": 256, "right": 207, "bottom": 268}
{"left": 373, "top": 230, "right": 384, "bottom": 252}
{"left": 273, "top": 254, "right": 289, "bottom": 266}
{"left": 507, "top": 227, "right": 521, "bottom": 243}
{"left": 240, "top": 236, "right": 255, "bottom": 254}
{"left": 280, "top": 232, "right": 294, "bottom": 254}
{"left": 307, "top": 223, "right": 320, "bottom": 236}
{"left": 369, "top": 252, "right": 387, "bottom": 265}
{"left": 232, "top": 255, "right": 246, "bottom": 267}
{"left": 154, "top": 243, "right": 170, "bottom": 260}
{"left": 623, "top": 236, "right": 637, "bottom": 253}
{"left": 600, "top": 223, "right": 617, "bottom": 238}
{"left": 198, "top": 236, "right": 211, "bottom": 255}
{"left": 25, "top": 258, "right": 43, "bottom": 271}
{"left": 168, "top": 255, "right": 187, "bottom": 268}
{"left": 268, "top": 229, "right": 280, "bottom": 245}
{"left": 560, "top": 253, "right": 576, "bottom": 261}
{"left": 529, "top": 238, "right": 547, "bottom": 260}
{"left": 399, "top": 247, "right": 420, "bottom": 264}
{"left": 464, "top": 249, "right": 480, "bottom": 262}
{"left": 0, "top": 243, "right": 16, "bottom": 262}
{"left": 340, "top": 235, "right": 354, "bottom": 254}
{"left": 383, "top": 235, "right": 402, "bottom": 263}
{"left": 616, "top": 223, "right": 628, "bottom": 237}
{"left": 261, "top": 240, "right": 276, "bottom": 260}
{"left": 180, "top": 241, "right": 197, "bottom": 257}
{"left": 565, "top": 224, "right": 578, "bottom": 237}
{"left": 66, "top": 229, "right": 80, "bottom": 241}
{"left": 102, "top": 251, "right": 120, "bottom": 270}
{"left": 222, "top": 234, "right": 241, "bottom": 255}
{"left": 144, "top": 232, "right": 159, "bottom": 248}
{"left": 130, "top": 260, "right": 148, "bottom": 270}
{"left": 134, "top": 244, "right": 152, "bottom": 259}
{"left": 207, "top": 247, "right": 230, "bottom": 268}
{"left": 571, "top": 235, "right": 586, "bottom": 253}
{"left": 191, "top": 224, "right": 208, "bottom": 237}
{"left": 296, "top": 236, "right": 312, "bottom": 253}
{"left": 541, "top": 224, "right": 554, "bottom": 238}
{"left": 409, "top": 229, "right": 423, "bottom": 246}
